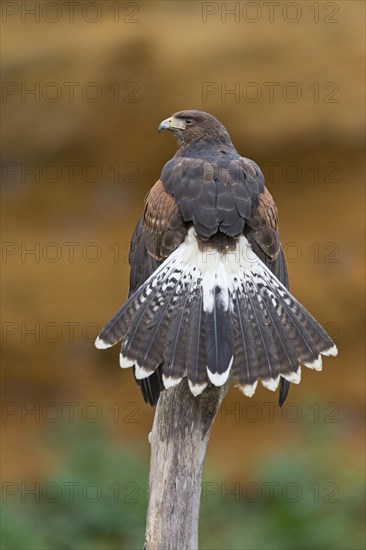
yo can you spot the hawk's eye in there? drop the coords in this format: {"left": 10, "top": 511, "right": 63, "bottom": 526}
{"left": 185, "top": 118, "right": 194, "bottom": 125}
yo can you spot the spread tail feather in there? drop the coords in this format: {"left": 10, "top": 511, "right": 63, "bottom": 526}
{"left": 96, "top": 228, "right": 337, "bottom": 399}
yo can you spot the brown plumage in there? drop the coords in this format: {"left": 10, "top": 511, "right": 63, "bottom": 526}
{"left": 144, "top": 180, "right": 186, "bottom": 260}
{"left": 96, "top": 110, "right": 337, "bottom": 405}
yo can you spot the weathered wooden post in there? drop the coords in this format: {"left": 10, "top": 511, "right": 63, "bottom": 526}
{"left": 144, "top": 379, "right": 229, "bottom": 550}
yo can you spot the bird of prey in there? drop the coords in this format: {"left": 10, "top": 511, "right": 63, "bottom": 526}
{"left": 95, "top": 110, "right": 337, "bottom": 406}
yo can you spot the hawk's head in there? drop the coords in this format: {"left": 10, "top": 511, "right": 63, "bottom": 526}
{"left": 158, "top": 110, "right": 232, "bottom": 147}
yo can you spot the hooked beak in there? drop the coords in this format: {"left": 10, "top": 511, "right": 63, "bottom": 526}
{"left": 158, "top": 116, "right": 186, "bottom": 132}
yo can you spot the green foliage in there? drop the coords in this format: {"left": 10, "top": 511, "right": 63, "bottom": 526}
{"left": 1, "top": 422, "right": 364, "bottom": 550}
{"left": 200, "top": 452, "right": 364, "bottom": 550}
{"left": 200, "top": 418, "right": 364, "bottom": 550}
{"left": 1, "top": 424, "right": 147, "bottom": 550}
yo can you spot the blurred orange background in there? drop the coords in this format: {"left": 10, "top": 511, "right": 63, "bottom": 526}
{"left": 1, "top": 1, "right": 365, "bottom": 548}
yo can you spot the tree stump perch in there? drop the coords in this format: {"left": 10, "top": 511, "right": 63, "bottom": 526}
{"left": 144, "top": 378, "right": 229, "bottom": 550}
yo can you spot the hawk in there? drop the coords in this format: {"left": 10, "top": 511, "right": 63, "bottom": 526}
{"left": 95, "top": 110, "right": 337, "bottom": 406}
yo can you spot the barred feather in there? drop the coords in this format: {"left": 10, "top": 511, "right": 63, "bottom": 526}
{"left": 96, "top": 227, "right": 337, "bottom": 398}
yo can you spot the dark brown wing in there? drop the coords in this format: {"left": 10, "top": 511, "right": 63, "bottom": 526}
{"left": 128, "top": 180, "right": 188, "bottom": 403}
{"left": 161, "top": 155, "right": 264, "bottom": 238}
{"left": 144, "top": 180, "right": 188, "bottom": 260}
{"left": 129, "top": 180, "right": 187, "bottom": 294}
{"left": 245, "top": 187, "right": 288, "bottom": 287}
{"left": 128, "top": 217, "right": 159, "bottom": 296}
{"left": 245, "top": 186, "right": 290, "bottom": 404}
